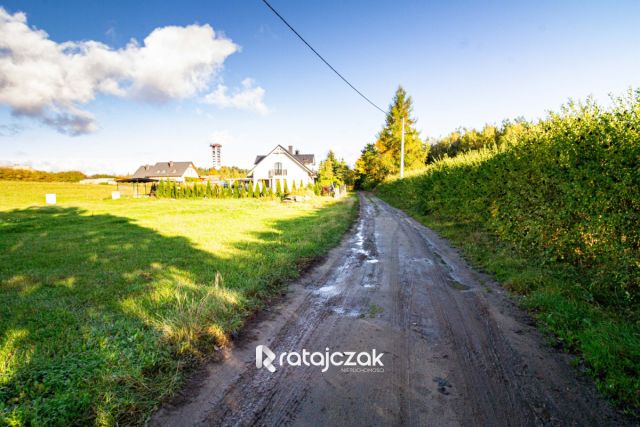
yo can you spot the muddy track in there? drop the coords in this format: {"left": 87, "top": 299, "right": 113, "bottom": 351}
{"left": 151, "top": 194, "right": 627, "bottom": 426}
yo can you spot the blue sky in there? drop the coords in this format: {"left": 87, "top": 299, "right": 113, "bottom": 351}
{"left": 0, "top": 0, "right": 639, "bottom": 174}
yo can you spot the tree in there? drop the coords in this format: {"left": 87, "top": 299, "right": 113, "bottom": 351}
{"left": 275, "top": 179, "right": 282, "bottom": 197}
{"left": 236, "top": 181, "right": 243, "bottom": 198}
{"left": 291, "top": 180, "right": 297, "bottom": 195}
{"left": 354, "top": 143, "right": 387, "bottom": 189}
{"left": 317, "top": 155, "right": 335, "bottom": 186}
{"left": 156, "top": 180, "right": 164, "bottom": 197}
{"left": 375, "top": 86, "right": 426, "bottom": 175}
{"left": 206, "top": 181, "right": 213, "bottom": 198}
{"left": 283, "top": 179, "right": 290, "bottom": 195}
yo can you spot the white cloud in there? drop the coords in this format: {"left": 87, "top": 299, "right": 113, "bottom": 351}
{"left": 0, "top": 7, "right": 254, "bottom": 135}
{"left": 203, "top": 78, "right": 268, "bottom": 114}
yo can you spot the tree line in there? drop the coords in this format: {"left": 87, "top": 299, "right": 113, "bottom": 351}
{"left": 0, "top": 167, "right": 88, "bottom": 182}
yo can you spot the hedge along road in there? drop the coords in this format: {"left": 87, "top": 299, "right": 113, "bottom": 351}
{"left": 151, "top": 194, "right": 626, "bottom": 426}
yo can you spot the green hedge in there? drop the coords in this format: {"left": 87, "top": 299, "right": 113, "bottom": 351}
{"left": 376, "top": 93, "right": 640, "bottom": 411}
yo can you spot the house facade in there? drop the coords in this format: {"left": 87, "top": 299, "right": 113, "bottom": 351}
{"left": 247, "top": 145, "right": 316, "bottom": 189}
{"left": 131, "top": 161, "right": 200, "bottom": 182}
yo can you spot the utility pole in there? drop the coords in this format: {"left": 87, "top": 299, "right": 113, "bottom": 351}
{"left": 400, "top": 116, "right": 405, "bottom": 178}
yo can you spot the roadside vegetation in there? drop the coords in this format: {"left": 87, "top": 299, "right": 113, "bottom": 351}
{"left": 0, "top": 181, "right": 357, "bottom": 425}
{"left": 372, "top": 91, "right": 640, "bottom": 413}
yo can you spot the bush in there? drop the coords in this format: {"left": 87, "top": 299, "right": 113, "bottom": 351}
{"left": 376, "top": 92, "right": 640, "bottom": 410}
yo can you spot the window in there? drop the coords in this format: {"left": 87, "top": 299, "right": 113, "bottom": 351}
{"left": 274, "top": 162, "right": 283, "bottom": 174}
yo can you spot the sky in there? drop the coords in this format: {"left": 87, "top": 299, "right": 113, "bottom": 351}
{"left": 0, "top": 0, "right": 639, "bottom": 174}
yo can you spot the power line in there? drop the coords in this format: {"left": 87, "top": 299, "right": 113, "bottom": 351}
{"left": 261, "top": 0, "right": 386, "bottom": 115}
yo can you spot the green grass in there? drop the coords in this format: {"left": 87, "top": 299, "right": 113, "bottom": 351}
{"left": 0, "top": 181, "right": 357, "bottom": 425}
{"left": 377, "top": 170, "right": 640, "bottom": 416}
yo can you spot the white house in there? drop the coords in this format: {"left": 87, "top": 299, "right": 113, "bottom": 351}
{"left": 247, "top": 145, "right": 316, "bottom": 189}
{"left": 131, "top": 161, "right": 200, "bottom": 182}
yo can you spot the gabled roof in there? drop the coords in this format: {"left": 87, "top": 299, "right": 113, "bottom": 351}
{"left": 254, "top": 152, "right": 315, "bottom": 166}
{"left": 248, "top": 145, "right": 316, "bottom": 177}
{"left": 132, "top": 162, "right": 197, "bottom": 179}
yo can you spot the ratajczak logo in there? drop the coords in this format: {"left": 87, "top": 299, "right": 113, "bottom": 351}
{"left": 256, "top": 345, "right": 384, "bottom": 373}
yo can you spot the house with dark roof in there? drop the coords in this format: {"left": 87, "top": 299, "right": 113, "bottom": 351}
{"left": 247, "top": 145, "right": 316, "bottom": 189}
{"left": 131, "top": 161, "right": 200, "bottom": 182}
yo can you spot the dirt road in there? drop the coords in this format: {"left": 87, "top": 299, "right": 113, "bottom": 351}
{"left": 151, "top": 194, "right": 625, "bottom": 426}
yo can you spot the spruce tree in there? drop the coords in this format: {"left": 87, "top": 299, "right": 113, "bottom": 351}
{"left": 283, "top": 180, "right": 290, "bottom": 196}
{"left": 291, "top": 180, "right": 297, "bottom": 195}
{"left": 374, "top": 86, "right": 426, "bottom": 174}
{"left": 275, "top": 179, "right": 282, "bottom": 197}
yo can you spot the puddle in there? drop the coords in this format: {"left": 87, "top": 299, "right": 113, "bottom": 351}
{"left": 332, "top": 307, "right": 361, "bottom": 317}
{"left": 315, "top": 284, "right": 340, "bottom": 298}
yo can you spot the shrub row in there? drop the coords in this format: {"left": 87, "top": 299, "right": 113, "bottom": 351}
{"left": 155, "top": 179, "right": 317, "bottom": 199}
{"left": 376, "top": 93, "right": 640, "bottom": 410}
{"left": 380, "top": 94, "right": 640, "bottom": 308}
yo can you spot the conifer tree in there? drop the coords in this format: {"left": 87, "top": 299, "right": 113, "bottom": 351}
{"left": 374, "top": 86, "right": 426, "bottom": 174}
{"left": 291, "top": 180, "right": 297, "bottom": 195}
{"left": 275, "top": 179, "right": 282, "bottom": 197}
{"left": 283, "top": 180, "right": 290, "bottom": 195}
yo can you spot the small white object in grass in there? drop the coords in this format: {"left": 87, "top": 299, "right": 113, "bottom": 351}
{"left": 45, "top": 194, "right": 56, "bottom": 205}
{"left": 112, "top": 191, "right": 120, "bottom": 200}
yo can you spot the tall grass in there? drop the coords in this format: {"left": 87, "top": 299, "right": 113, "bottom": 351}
{"left": 377, "top": 92, "right": 640, "bottom": 413}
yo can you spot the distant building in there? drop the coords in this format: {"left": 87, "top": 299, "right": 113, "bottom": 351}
{"left": 131, "top": 161, "right": 199, "bottom": 182}
{"left": 247, "top": 145, "right": 316, "bottom": 188}
{"left": 210, "top": 144, "right": 222, "bottom": 170}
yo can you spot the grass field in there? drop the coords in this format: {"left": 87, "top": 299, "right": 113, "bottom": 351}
{"left": 0, "top": 181, "right": 357, "bottom": 425}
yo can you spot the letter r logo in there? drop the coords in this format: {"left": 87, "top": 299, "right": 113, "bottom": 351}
{"left": 256, "top": 345, "right": 276, "bottom": 372}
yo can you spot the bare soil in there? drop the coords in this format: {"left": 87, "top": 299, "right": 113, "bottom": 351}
{"left": 151, "top": 194, "right": 628, "bottom": 426}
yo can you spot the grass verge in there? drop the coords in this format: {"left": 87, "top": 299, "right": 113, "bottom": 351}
{"left": 377, "top": 189, "right": 640, "bottom": 417}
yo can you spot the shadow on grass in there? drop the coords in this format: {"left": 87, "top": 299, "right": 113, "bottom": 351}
{"left": 0, "top": 199, "right": 355, "bottom": 425}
